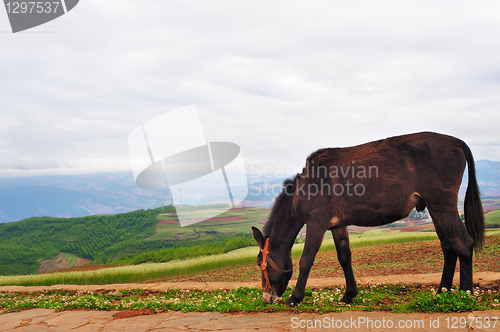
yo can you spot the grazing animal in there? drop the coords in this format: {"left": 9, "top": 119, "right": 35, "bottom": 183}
{"left": 252, "top": 132, "right": 484, "bottom": 306}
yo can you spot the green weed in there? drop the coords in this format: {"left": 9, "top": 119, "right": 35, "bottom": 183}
{"left": 1, "top": 285, "right": 499, "bottom": 314}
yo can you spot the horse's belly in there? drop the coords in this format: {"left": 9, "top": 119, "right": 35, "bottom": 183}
{"left": 344, "top": 204, "right": 412, "bottom": 227}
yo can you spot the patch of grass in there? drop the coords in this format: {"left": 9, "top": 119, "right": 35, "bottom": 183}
{"left": 61, "top": 253, "right": 77, "bottom": 266}
{"left": 399, "top": 287, "right": 479, "bottom": 313}
{"left": 1, "top": 285, "right": 499, "bottom": 314}
{"left": 485, "top": 210, "right": 500, "bottom": 225}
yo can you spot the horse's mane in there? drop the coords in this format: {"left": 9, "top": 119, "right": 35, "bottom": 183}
{"left": 263, "top": 173, "right": 300, "bottom": 237}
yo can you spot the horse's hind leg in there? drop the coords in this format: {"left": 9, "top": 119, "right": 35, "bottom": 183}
{"left": 428, "top": 205, "right": 474, "bottom": 291}
{"left": 331, "top": 226, "right": 358, "bottom": 303}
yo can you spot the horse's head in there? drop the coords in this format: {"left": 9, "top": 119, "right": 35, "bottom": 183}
{"left": 252, "top": 227, "right": 293, "bottom": 303}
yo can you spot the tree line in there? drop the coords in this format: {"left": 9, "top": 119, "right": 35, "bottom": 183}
{"left": 0, "top": 205, "right": 257, "bottom": 275}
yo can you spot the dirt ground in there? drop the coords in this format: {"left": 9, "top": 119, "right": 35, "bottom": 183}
{"left": 37, "top": 253, "right": 90, "bottom": 274}
{"left": 161, "top": 236, "right": 500, "bottom": 283}
{"left": 2, "top": 272, "right": 500, "bottom": 294}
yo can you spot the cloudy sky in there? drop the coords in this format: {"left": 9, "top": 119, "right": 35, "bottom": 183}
{"left": 1, "top": 1, "right": 500, "bottom": 178}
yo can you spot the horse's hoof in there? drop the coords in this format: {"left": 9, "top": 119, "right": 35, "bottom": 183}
{"left": 341, "top": 295, "right": 353, "bottom": 304}
{"left": 285, "top": 297, "right": 296, "bottom": 307}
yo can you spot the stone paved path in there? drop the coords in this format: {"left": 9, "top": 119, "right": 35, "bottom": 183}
{"left": 2, "top": 308, "right": 500, "bottom": 331}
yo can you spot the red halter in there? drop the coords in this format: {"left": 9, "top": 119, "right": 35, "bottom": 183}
{"left": 260, "top": 238, "right": 293, "bottom": 292}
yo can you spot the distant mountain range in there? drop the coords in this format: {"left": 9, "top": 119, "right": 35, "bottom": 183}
{"left": 0, "top": 159, "right": 499, "bottom": 223}
{"left": 471, "top": 160, "right": 500, "bottom": 196}
{"left": 0, "top": 172, "right": 169, "bottom": 223}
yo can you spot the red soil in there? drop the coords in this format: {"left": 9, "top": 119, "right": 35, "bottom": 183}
{"left": 163, "top": 234, "right": 500, "bottom": 283}
{"left": 157, "top": 219, "right": 178, "bottom": 224}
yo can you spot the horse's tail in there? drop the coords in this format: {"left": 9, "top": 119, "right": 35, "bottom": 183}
{"left": 462, "top": 141, "right": 485, "bottom": 251}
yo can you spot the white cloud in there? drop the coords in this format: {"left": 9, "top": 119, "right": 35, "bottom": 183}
{"left": 1, "top": 0, "right": 500, "bottom": 177}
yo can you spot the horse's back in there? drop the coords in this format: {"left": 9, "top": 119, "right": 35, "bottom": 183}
{"left": 296, "top": 132, "right": 467, "bottom": 227}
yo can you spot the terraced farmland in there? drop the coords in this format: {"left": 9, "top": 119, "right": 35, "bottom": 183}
{"left": 148, "top": 207, "right": 270, "bottom": 242}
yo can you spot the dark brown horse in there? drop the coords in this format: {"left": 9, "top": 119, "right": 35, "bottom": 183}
{"left": 252, "top": 132, "right": 484, "bottom": 306}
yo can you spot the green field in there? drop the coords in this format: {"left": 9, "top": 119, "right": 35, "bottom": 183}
{"left": 485, "top": 210, "right": 500, "bottom": 225}
{"left": 149, "top": 207, "right": 269, "bottom": 242}
{"left": 61, "top": 253, "right": 78, "bottom": 266}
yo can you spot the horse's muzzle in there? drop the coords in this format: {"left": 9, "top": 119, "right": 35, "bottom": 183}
{"left": 263, "top": 291, "right": 282, "bottom": 304}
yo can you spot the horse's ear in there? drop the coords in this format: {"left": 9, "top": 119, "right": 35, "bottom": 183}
{"left": 252, "top": 226, "right": 265, "bottom": 249}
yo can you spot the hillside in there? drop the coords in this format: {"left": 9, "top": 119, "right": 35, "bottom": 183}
{"left": 0, "top": 206, "right": 268, "bottom": 276}
{"left": 485, "top": 210, "right": 500, "bottom": 226}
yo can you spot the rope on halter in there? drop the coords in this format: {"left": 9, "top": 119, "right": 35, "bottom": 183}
{"left": 260, "top": 238, "right": 293, "bottom": 292}
{"left": 260, "top": 238, "right": 271, "bottom": 291}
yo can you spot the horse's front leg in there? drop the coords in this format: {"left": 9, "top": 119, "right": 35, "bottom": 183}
{"left": 331, "top": 226, "right": 358, "bottom": 303}
{"left": 286, "top": 225, "right": 324, "bottom": 307}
